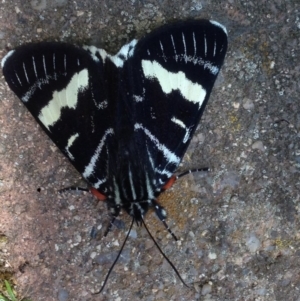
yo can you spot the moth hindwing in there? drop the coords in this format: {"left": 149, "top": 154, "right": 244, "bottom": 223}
{"left": 2, "top": 19, "right": 227, "bottom": 288}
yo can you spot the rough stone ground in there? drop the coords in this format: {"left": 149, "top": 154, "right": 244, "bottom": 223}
{"left": 0, "top": 1, "right": 300, "bottom": 300}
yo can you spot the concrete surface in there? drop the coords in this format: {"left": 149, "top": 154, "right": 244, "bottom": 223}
{"left": 0, "top": 1, "right": 300, "bottom": 300}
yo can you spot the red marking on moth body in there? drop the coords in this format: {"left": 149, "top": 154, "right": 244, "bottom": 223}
{"left": 90, "top": 187, "right": 107, "bottom": 201}
{"left": 162, "top": 175, "right": 177, "bottom": 190}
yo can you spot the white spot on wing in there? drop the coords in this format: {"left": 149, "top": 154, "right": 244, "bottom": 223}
{"left": 142, "top": 60, "right": 206, "bottom": 108}
{"left": 109, "top": 39, "right": 137, "bottom": 68}
{"left": 82, "top": 128, "right": 114, "bottom": 179}
{"left": 133, "top": 95, "right": 143, "bottom": 102}
{"left": 134, "top": 123, "right": 180, "bottom": 165}
{"left": 94, "top": 99, "right": 108, "bottom": 109}
{"left": 83, "top": 45, "right": 107, "bottom": 62}
{"left": 65, "top": 133, "right": 79, "bottom": 160}
{"left": 1, "top": 50, "right": 15, "bottom": 68}
{"left": 38, "top": 69, "right": 89, "bottom": 130}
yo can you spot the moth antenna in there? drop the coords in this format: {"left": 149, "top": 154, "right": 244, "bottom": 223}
{"left": 93, "top": 218, "right": 134, "bottom": 294}
{"left": 153, "top": 202, "right": 178, "bottom": 240}
{"left": 161, "top": 220, "right": 178, "bottom": 241}
{"left": 141, "top": 218, "right": 190, "bottom": 288}
{"left": 176, "top": 168, "right": 209, "bottom": 179}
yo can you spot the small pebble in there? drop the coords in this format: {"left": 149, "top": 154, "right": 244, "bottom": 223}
{"left": 201, "top": 283, "right": 212, "bottom": 295}
{"left": 246, "top": 233, "right": 261, "bottom": 252}
{"left": 58, "top": 288, "right": 69, "bottom": 301}
{"left": 243, "top": 98, "right": 254, "bottom": 110}
{"left": 252, "top": 141, "right": 265, "bottom": 151}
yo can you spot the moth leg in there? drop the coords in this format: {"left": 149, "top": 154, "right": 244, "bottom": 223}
{"left": 162, "top": 168, "right": 209, "bottom": 191}
{"left": 176, "top": 167, "right": 209, "bottom": 179}
{"left": 104, "top": 205, "right": 121, "bottom": 237}
{"left": 58, "top": 186, "right": 89, "bottom": 193}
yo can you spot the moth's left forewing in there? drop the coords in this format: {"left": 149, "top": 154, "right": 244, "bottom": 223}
{"left": 1, "top": 43, "right": 115, "bottom": 191}
{"left": 126, "top": 20, "right": 227, "bottom": 184}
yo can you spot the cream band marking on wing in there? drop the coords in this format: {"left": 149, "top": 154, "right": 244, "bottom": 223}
{"left": 171, "top": 117, "right": 192, "bottom": 143}
{"left": 145, "top": 172, "right": 154, "bottom": 199}
{"left": 142, "top": 60, "right": 206, "bottom": 108}
{"left": 53, "top": 53, "right": 56, "bottom": 70}
{"left": 93, "top": 178, "right": 107, "bottom": 189}
{"left": 170, "top": 34, "right": 178, "bottom": 61}
{"left": 83, "top": 45, "right": 100, "bottom": 62}
{"left": 32, "top": 56, "right": 38, "bottom": 79}
{"left": 171, "top": 117, "right": 186, "bottom": 129}
{"left": 159, "top": 40, "right": 167, "bottom": 62}
{"left": 65, "top": 133, "right": 79, "bottom": 160}
{"left": 42, "top": 55, "right": 47, "bottom": 78}
{"left": 38, "top": 69, "right": 89, "bottom": 130}
{"left": 23, "top": 62, "right": 30, "bottom": 84}
{"left": 52, "top": 53, "right": 57, "bottom": 80}
{"left": 134, "top": 123, "right": 180, "bottom": 165}
{"left": 1, "top": 50, "right": 15, "bottom": 68}
{"left": 15, "top": 72, "right": 22, "bottom": 86}
{"left": 113, "top": 177, "right": 121, "bottom": 205}
{"left": 209, "top": 20, "right": 228, "bottom": 35}
{"left": 213, "top": 38, "right": 217, "bottom": 57}
{"left": 82, "top": 128, "right": 114, "bottom": 179}
{"left": 204, "top": 34, "right": 207, "bottom": 57}
{"left": 128, "top": 166, "right": 137, "bottom": 201}
{"left": 192, "top": 32, "right": 197, "bottom": 57}
{"left": 64, "top": 54, "right": 67, "bottom": 72}
{"left": 182, "top": 32, "right": 187, "bottom": 63}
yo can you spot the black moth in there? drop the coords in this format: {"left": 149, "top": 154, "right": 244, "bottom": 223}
{"left": 2, "top": 19, "right": 227, "bottom": 292}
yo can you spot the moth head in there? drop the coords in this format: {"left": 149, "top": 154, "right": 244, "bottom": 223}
{"left": 90, "top": 186, "right": 167, "bottom": 223}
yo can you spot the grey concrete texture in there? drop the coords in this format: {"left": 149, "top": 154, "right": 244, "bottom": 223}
{"left": 0, "top": 0, "right": 299, "bottom": 300}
